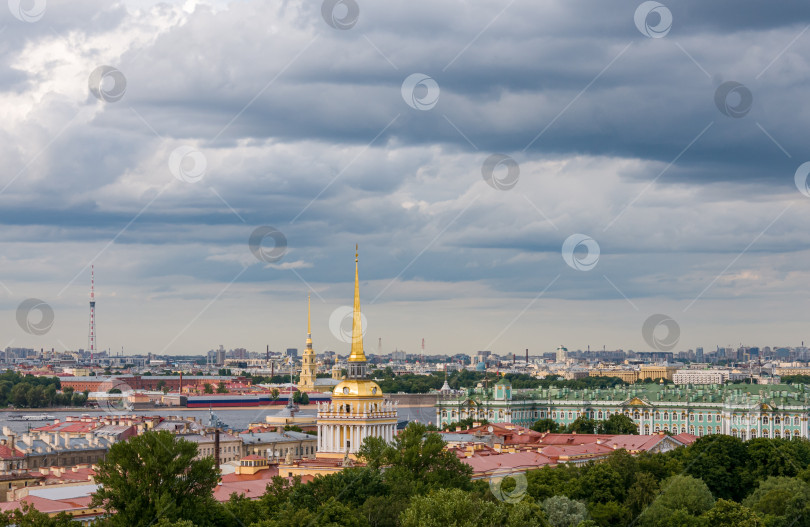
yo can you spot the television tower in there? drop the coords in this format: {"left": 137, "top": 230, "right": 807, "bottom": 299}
{"left": 88, "top": 265, "right": 96, "bottom": 361}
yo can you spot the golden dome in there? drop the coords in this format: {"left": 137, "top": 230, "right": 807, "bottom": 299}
{"left": 332, "top": 379, "right": 383, "bottom": 398}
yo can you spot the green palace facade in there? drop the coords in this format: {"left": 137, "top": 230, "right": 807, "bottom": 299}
{"left": 435, "top": 380, "right": 810, "bottom": 440}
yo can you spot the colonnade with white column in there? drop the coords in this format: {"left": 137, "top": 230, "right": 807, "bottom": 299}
{"left": 317, "top": 421, "right": 397, "bottom": 454}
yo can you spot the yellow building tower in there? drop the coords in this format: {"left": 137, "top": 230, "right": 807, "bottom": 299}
{"left": 298, "top": 295, "right": 317, "bottom": 392}
{"left": 315, "top": 246, "right": 398, "bottom": 459}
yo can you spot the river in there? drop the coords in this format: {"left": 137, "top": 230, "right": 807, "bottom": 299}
{"left": 0, "top": 406, "right": 438, "bottom": 435}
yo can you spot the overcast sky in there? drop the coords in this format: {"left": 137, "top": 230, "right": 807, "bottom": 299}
{"left": 2, "top": 0, "right": 810, "bottom": 358}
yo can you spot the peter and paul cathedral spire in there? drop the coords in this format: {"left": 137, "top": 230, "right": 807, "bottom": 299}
{"left": 299, "top": 293, "right": 317, "bottom": 391}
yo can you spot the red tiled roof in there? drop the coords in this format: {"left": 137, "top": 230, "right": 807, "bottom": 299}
{"left": 461, "top": 450, "right": 555, "bottom": 476}
{"left": 672, "top": 433, "right": 698, "bottom": 445}
{"left": 0, "top": 444, "right": 24, "bottom": 459}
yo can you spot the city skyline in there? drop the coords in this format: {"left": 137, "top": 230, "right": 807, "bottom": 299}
{"left": 2, "top": 0, "right": 810, "bottom": 355}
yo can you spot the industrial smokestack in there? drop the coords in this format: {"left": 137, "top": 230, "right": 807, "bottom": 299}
{"left": 526, "top": 349, "right": 528, "bottom": 363}
{"left": 214, "top": 429, "right": 220, "bottom": 467}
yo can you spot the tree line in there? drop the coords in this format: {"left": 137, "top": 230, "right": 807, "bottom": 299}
{"left": 9, "top": 423, "right": 810, "bottom": 526}
{"left": 0, "top": 371, "right": 88, "bottom": 408}
{"left": 368, "top": 368, "right": 631, "bottom": 394}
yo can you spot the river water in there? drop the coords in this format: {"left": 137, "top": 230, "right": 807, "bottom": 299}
{"left": 0, "top": 406, "right": 438, "bottom": 435}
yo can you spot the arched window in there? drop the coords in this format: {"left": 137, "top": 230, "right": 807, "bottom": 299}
{"left": 663, "top": 412, "right": 668, "bottom": 420}
{"left": 775, "top": 416, "right": 781, "bottom": 425}
{"left": 655, "top": 412, "right": 660, "bottom": 419}
{"left": 763, "top": 429, "right": 769, "bottom": 438}
{"left": 763, "top": 416, "right": 769, "bottom": 425}
{"left": 598, "top": 411, "right": 603, "bottom": 419}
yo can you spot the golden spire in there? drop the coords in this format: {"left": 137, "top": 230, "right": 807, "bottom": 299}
{"left": 306, "top": 294, "right": 312, "bottom": 349}
{"left": 349, "top": 244, "right": 366, "bottom": 362}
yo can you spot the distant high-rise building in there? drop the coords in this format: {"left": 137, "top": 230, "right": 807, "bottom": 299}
{"left": 556, "top": 345, "right": 568, "bottom": 363}
{"left": 696, "top": 347, "right": 704, "bottom": 361}
{"left": 285, "top": 348, "right": 298, "bottom": 359}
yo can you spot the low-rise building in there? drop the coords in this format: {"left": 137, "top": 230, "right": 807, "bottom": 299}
{"left": 672, "top": 369, "right": 747, "bottom": 385}
{"left": 240, "top": 430, "right": 317, "bottom": 461}
{"left": 180, "top": 432, "right": 242, "bottom": 465}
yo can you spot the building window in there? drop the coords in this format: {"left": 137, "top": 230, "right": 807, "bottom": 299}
{"left": 775, "top": 416, "right": 781, "bottom": 425}
{"left": 763, "top": 416, "right": 769, "bottom": 425}
{"left": 598, "top": 411, "right": 603, "bottom": 419}
{"left": 663, "top": 412, "right": 668, "bottom": 420}
{"left": 655, "top": 412, "right": 660, "bottom": 419}
{"left": 698, "top": 414, "right": 703, "bottom": 422}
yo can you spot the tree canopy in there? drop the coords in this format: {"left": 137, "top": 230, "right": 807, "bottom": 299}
{"left": 90, "top": 431, "right": 220, "bottom": 526}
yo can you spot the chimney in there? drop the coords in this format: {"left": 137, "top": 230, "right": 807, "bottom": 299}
{"left": 9, "top": 434, "right": 15, "bottom": 454}
{"left": 214, "top": 429, "right": 220, "bottom": 467}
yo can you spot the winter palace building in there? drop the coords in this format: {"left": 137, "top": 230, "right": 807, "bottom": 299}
{"left": 436, "top": 380, "right": 810, "bottom": 440}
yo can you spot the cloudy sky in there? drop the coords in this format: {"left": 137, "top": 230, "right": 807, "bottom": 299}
{"left": 2, "top": 0, "right": 810, "bottom": 358}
